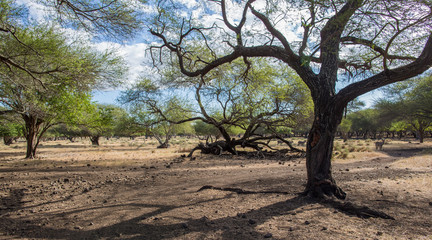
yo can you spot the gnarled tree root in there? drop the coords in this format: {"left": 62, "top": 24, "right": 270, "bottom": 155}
{"left": 304, "top": 180, "right": 347, "bottom": 200}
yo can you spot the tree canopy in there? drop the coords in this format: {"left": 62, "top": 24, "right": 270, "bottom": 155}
{"left": 375, "top": 75, "right": 432, "bottom": 142}
{"left": 0, "top": 24, "right": 127, "bottom": 158}
{"left": 120, "top": 57, "right": 312, "bottom": 153}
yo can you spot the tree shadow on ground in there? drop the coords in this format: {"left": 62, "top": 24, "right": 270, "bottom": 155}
{"left": 0, "top": 185, "right": 397, "bottom": 240}
{"left": 380, "top": 147, "right": 426, "bottom": 158}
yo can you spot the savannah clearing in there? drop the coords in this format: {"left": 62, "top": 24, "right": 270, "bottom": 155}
{"left": 0, "top": 137, "right": 431, "bottom": 240}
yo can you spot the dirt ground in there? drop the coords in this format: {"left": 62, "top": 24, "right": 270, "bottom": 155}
{"left": 0, "top": 137, "right": 431, "bottom": 240}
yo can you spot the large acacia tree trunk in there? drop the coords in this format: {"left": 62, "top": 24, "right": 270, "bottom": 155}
{"left": 304, "top": 103, "right": 346, "bottom": 199}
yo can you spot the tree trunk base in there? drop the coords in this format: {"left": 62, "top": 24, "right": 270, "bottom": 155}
{"left": 304, "top": 180, "right": 347, "bottom": 200}
{"left": 157, "top": 143, "right": 170, "bottom": 148}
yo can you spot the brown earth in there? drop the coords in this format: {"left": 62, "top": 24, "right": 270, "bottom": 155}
{"left": 0, "top": 137, "right": 431, "bottom": 240}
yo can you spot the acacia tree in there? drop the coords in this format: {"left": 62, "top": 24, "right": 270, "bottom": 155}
{"left": 376, "top": 75, "right": 432, "bottom": 143}
{"left": 0, "top": 25, "right": 126, "bottom": 158}
{"left": 0, "top": 109, "right": 23, "bottom": 145}
{"left": 149, "top": 0, "right": 432, "bottom": 199}
{"left": 122, "top": 59, "right": 312, "bottom": 154}
{"left": 120, "top": 81, "right": 194, "bottom": 148}
{"left": 79, "top": 104, "right": 119, "bottom": 146}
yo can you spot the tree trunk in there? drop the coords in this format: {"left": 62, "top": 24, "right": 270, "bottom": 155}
{"left": 23, "top": 115, "right": 42, "bottom": 159}
{"left": 304, "top": 106, "right": 346, "bottom": 200}
{"left": 419, "top": 132, "right": 424, "bottom": 143}
{"left": 3, "top": 136, "right": 13, "bottom": 145}
{"left": 90, "top": 136, "right": 100, "bottom": 146}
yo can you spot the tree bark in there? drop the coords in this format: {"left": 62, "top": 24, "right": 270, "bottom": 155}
{"left": 304, "top": 104, "right": 346, "bottom": 200}
{"left": 3, "top": 136, "right": 13, "bottom": 145}
{"left": 90, "top": 136, "right": 100, "bottom": 146}
{"left": 23, "top": 115, "right": 42, "bottom": 159}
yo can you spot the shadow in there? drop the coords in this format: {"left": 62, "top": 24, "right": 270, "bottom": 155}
{"left": 0, "top": 189, "right": 310, "bottom": 240}
{"left": 0, "top": 188, "right": 27, "bottom": 210}
{"left": 0, "top": 183, "right": 401, "bottom": 240}
{"left": 380, "top": 147, "right": 426, "bottom": 158}
{"left": 0, "top": 151, "right": 26, "bottom": 158}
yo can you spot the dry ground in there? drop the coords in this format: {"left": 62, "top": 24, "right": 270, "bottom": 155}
{"left": 0, "top": 137, "right": 431, "bottom": 240}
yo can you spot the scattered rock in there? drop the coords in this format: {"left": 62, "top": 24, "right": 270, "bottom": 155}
{"left": 264, "top": 233, "right": 273, "bottom": 238}
{"left": 248, "top": 219, "right": 256, "bottom": 225}
{"left": 181, "top": 223, "right": 188, "bottom": 229}
{"left": 321, "top": 227, "right": 327, "bottom": 231}
{"left": 304, "top": 221, "right": 310, "bottom": 225}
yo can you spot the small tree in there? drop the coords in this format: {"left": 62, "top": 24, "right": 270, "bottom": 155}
{"left": 120, "top": 81, "right": 194, "bottom": 148}
{"left": 338, "top": 118, "right": 352, "bottom": 142}
{"left": 0, "top": 111, "right": 23, "bottom": 145}
{"left": 81, "top": 104, "right": 118, "bottom": 146}
{"left": 0, "top": 25, "right": 126, "bottom": 158}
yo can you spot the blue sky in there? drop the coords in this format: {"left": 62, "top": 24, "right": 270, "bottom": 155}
{"left": 92, "top": 90, "right": 122, "bottom": 105}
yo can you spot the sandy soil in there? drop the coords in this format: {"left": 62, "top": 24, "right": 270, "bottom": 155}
{"left": 0, "top": 137, "right": 431, "bottom": 240}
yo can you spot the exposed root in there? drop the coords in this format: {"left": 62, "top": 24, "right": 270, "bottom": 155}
{"left": 197, "top": 185, "right": 290, "bottom": 195}
{"left": 304, "top": 180, "right": 347, "bottom": 200}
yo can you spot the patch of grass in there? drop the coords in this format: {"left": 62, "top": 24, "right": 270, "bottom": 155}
{"left": 334, "top": 143, "right": 342, "bottom": 152}
{"left": 340, "top": 149, "right": 349, "bottom": 159}
{"left": 348, "top": 145, "right": 356, "bottom": 152}
{"left": 176, "top": 147, "right": 191, "bottom": 153}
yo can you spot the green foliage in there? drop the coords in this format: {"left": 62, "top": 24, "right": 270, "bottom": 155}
{"left": 193, "top": 120, "right": 219, "bottom": 136}
{"left": 0, "top": 23, "right": 127, "bottom": 156}
{"left": 338, "top": 118, "right": 352, "bottom": 133}
{"left": 0, "top": 121, "right": 22, "bottom": 137}
{"left": 348, "top": 108, "right": 384, "bottom": 132}
{"left": 376, "top": 74, "right": 432, "bottom": 140}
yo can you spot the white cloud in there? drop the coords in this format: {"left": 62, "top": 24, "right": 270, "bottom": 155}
{"left": 92, "top": 41, "right": 157, "bottom": 87}
{"left": 16, "top": 0, "right": 49, "bottom": 23}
